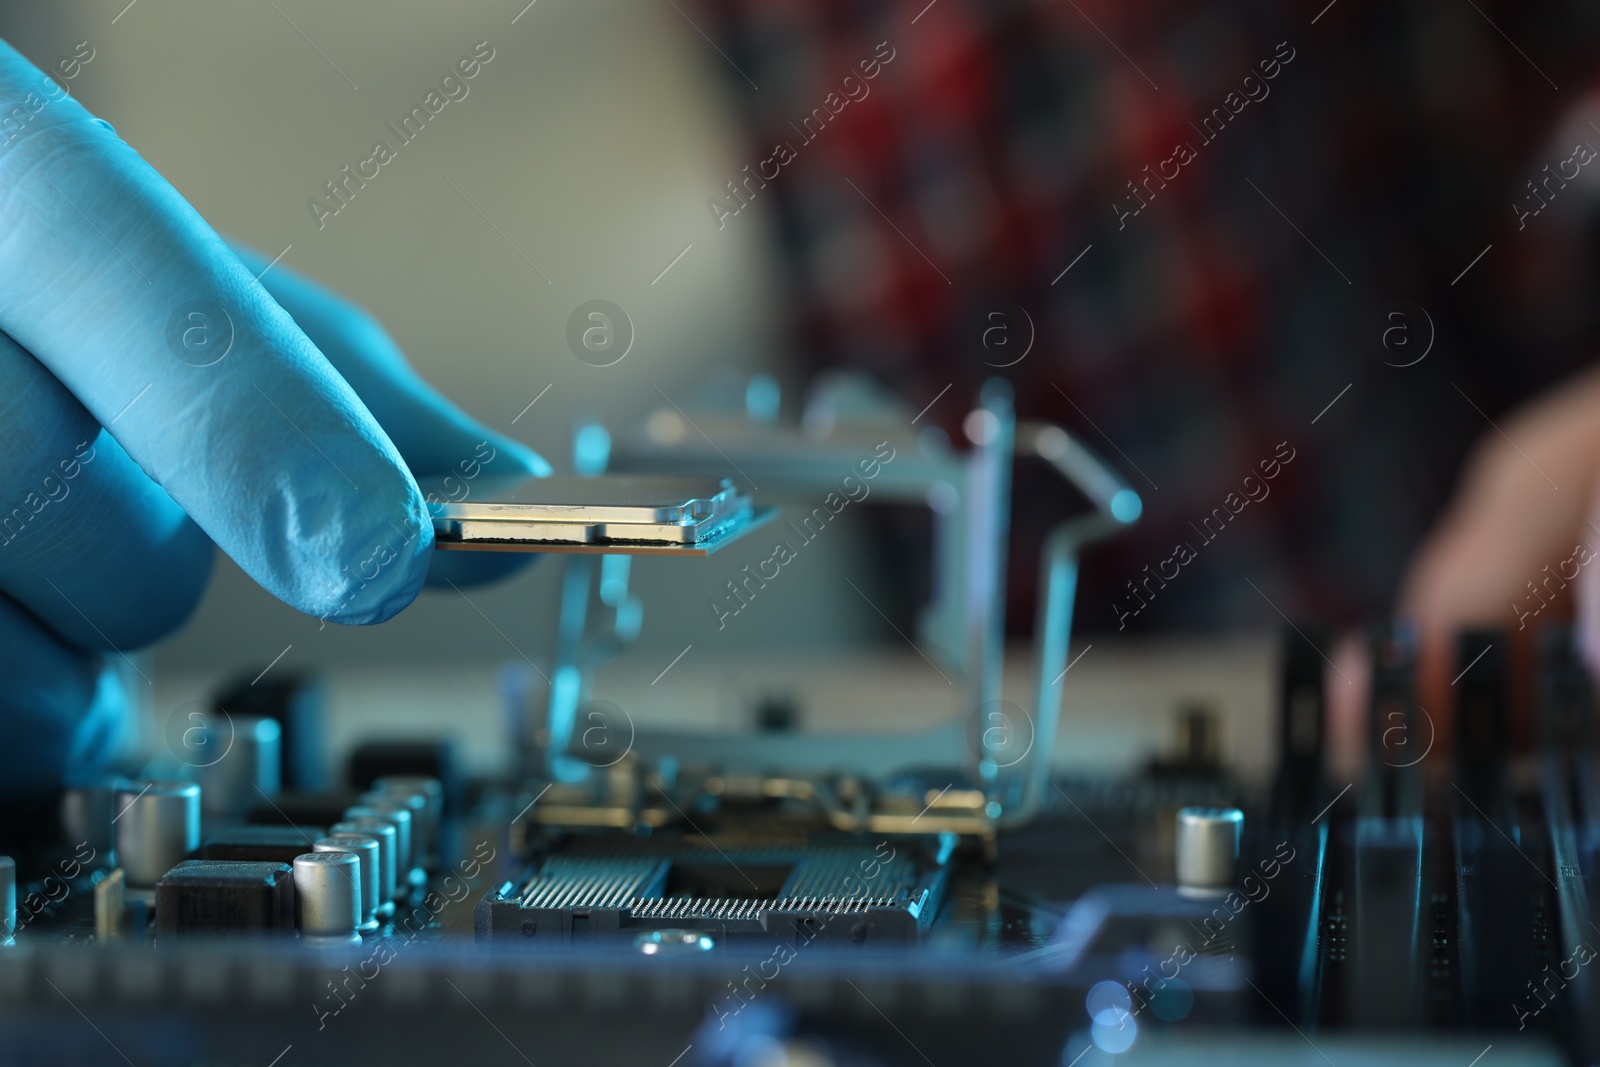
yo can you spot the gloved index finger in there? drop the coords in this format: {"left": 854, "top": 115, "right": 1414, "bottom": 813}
{"left": 0, "top": 39, "right": 430, "bottom": 624}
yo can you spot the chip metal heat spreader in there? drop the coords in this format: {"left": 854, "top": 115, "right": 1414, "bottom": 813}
{"left": 429, "top": 474, "right": 773, "bottom": 556}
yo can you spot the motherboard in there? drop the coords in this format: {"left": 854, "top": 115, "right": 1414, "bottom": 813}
{"left": 0, "top": 387, "right": 1588, "bottom": 1067}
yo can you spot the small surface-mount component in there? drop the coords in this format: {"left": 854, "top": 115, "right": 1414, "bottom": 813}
{"left": 199, "top": 824, "right": 326, "bottom": 866}
{"left": 153, "top": 860, "right": 295, "bottom": 936}
{"left": 634, "top": 929, "right": 715, "bottom": 955}
{"left": 115, "top": 780, "right": 200, "bottom": 894}
{"left": 94, "top": 868, "right": 124, "bottom": 942}
{"left": 1175, "top": 806, "right": 1243, "bottom": 897}
{"left": 430, "top": 474, "right": 773, "bottom": 556}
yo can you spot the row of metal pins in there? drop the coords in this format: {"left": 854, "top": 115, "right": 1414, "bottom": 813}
{"left": 625, "top": 893, "right": 893, "bottom": 919}
{"left": 520, "top": 862, "right": 656, "bottom": 909}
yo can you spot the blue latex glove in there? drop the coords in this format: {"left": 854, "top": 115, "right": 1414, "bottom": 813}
{"left": 0, "top": 39, "right": 547, "bottom": 796}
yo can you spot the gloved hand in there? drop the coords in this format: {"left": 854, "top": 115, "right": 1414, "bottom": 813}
{"left": 0, "top": 39, "right": 546, "bottom": 796}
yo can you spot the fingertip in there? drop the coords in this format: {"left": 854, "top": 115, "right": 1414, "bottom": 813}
{"left": 269, "top": 476, "right": 436, "bottom": 627}
{"left": 324, "top": 541, "right": 430, "bottom": 625}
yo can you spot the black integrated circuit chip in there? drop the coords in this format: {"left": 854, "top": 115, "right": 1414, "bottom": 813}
{"left": 475, "top": 832, "right": 953, "bottom": 945}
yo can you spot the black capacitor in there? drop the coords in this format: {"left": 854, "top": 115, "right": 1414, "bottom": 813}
{"left": 154, "top": 860, "right": 296, "bottom": 936}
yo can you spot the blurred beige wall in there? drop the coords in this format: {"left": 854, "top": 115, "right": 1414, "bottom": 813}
{"left": 0, "top": 1, "right": 885, "bottom": 677}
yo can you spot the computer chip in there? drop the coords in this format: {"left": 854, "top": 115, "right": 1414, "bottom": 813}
{"left": 430, "top": 474, "right": 772, "bottom": 555}
{"left": 475, "top": 832, "right": 953, "bottom": 945}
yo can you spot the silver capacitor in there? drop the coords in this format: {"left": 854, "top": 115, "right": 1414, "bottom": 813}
{"left": 61, "top": 778, "right": 118, "bottom": 856}
{"left": 1175, "top": 806, "right": 1243, "bottom": 896}
{"left": 197, "top": 715, "right": 282, "bottom": 816}
{"left": 343, "top": 804, "right": 412, "bottom": 882}
{"left": 293, "top": 852, "right": 361, "bottom": 943}
{"left": 358, "top": 790, "right": 428, "bottom": 873}
{"left": 314, "top": 834, "right": 380, "bottom": 931}
{"left": 371, "top": 777, "right": 441, "bottom": 868}
{"left": 115, "top": 780, "right": 200, "bottom": 893}
{"left": 330, "top": 819, "right": 396, "bottom": 915}
{"left": 0, "top": 856, "right": 14, "bottom": 945}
